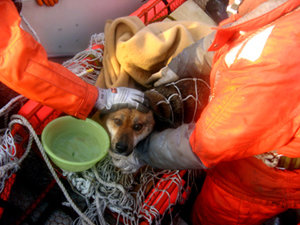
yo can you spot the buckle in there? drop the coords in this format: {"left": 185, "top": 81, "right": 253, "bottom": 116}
{"left": 255, "top": 152, "right": 281, "bottom": 168}
{"left": 226, "top": 0, "right": 243, "bottom": 15}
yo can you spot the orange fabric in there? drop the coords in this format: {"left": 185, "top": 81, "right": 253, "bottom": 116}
{"left": 189, "top": 1, "right": 300, "bottom": 223}
{"left": 191, "top": 175, "right": 289, "bottom": 225}
{"left": 0, "top": 0, "right": 98, "bottom": 119}
{"left": 190, "top": 0, "right": 300, "bottom": 167}
{"left": 207, "top": 157, "right": 300, "bottom": 203}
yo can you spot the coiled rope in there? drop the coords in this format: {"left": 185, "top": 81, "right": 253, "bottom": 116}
{"left": 0, "top": 95, "right": 192, "bottom": 225}
{"left": 0, "top": 24, "right": 190, "bottom": 223}
{"left": 8, "top": 114, "right": 96, "bottom": 225}
{"left": 0, "top": 96, "right": 27, "bottom": 193}
{"left": 0, "top": 95, "right": 94, "bottom": 225}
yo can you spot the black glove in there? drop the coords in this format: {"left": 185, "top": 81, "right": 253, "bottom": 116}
{"left": 145, "top": 78, "right": 210, "bottom": 129}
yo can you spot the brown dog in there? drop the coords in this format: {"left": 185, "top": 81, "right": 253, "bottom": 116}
{"left": 94, "top": 78, "right": 209, "bottom": 160}
{"left": 93, "top": 108, "right": 155, "bottom": 156}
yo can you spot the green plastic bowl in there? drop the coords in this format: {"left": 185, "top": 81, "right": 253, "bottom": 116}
{"left": 41, "top": 116, "right": 110, "bottom": 172}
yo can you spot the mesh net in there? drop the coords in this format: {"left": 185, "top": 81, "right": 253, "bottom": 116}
{"left": 64, "top": 156, "right": 195, "bottom": 225}
{"left": 0, "top": 32, "right": 197, "bottom": 225}
{"left": 62, "top": 33, "right": 105, "bottom": 85}
{"left": 0, "top": 129, "right": 18, "bottom": 194}
{"left": 0, "top": 13, "right": 203, "bottom": 222}
{"left": 59, "top": 33, "right": 197, "bottom": 225}
{"left": 0, "top": 96, "right": 27, "bottom": 194}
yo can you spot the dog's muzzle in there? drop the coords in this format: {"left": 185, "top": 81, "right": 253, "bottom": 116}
{"left": 113, "top": 141, "right": 131, "bottom": 156}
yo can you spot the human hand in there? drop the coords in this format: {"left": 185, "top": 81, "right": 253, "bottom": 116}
{"left": 35, "top": 0, "right": 59, "bottom": 6}
{"left": 109, "top": 151, "right": 145, "bottom": 174}
{"left": 146, "top": 66, "right": 179, "bottom": 87}
{"left": 133, "top": 124, "right": 206, "bottom": 170}
{"left": 95, "top": 87, "right": 149, "bottom": 113}
{"left": 110, "top": 124, "right": 205, "bottom": 172}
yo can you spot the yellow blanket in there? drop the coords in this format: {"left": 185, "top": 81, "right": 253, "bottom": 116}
{"left": 95, "top": 16, "right": 213, "bottom": 89}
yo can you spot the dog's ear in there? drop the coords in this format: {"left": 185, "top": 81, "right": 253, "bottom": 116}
{"left": 98, "top": 111, "right": 106, "bottom": 120}
{"left": 145, "top": 90, "right": 172, "bottom": 120}
{"left": 145, "top": 89, "right": 180, "bottom": 130}
{"left": 91, "top": 111, "right": 107, "bottom": 127}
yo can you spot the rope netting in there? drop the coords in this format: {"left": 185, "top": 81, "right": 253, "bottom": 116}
{"left": 0, "top": 129, "right": 18, "bottom": 193}
{"left": 59, "top": 34, "right": 195, "bottom": 224}
{"left": 62, "top": 33, "right": 105, "bottom": 85}
{"left": 0, "top": 101, "right": 193, "bottom": 225}
{"left": 0, "top": 96, "right": 27, "bottom": 194}
{"left": 63, "top": 158, "right": 193, "bottom": 225}
{"left": 0, "top": 33, "right": 196, "bottom": 224}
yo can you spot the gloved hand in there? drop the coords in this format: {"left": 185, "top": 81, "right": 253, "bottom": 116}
{"left": 145, "top": 78, "right": 210, "bottom": 129}
{"left": 136, "top": 123, "right": 206, "bottom": 170}
{"left": 109, "top": 151, "right": 145, "bottom": 174}
{"left": 147, "top": 66, "right": 179, "bottom": 87}
{"left": 35, "top": 0, "right": 59, "bottom": 6}
{"left": 113, "top": 124, "right": 206, "bottom": 172}
{"left": 95, "top": 87, "right": 149, "bottom": 113}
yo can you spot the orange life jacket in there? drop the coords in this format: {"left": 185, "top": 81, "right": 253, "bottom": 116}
{"left": 190, "top": 0, "right": 300, "bottom": 203}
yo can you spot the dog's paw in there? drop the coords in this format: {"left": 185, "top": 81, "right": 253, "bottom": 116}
{"left": 109, "top": 151, "right": 144, "bottom": 174}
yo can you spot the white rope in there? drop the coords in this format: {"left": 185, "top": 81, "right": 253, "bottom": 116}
{"left": 0, "top": 28, "right": 194, "bottom": 224}
{"left": 0, "top": 129, "right": 18, "bottom": 193}
{"left": 8, "top": 114, "right": 96, "bottom": 225}
{"left": 64, "top": 159, "right": 190, "bottom": 225}
{"left": 0, "top": 127, "right": 33, "bottom": 182}
{"left": 60, "top": 33, "right": 194, "bottom": 224}
{"left": 0, "top": 95, "right": 27, "bottom": 131}
{"left": 0, "top": 95, "right": 28, "bottom": 193}
{"left": 0, "top": 96, "right": 26, "bottom": 117}
{"left": 63, "top": 33, "right": 105, "bottom": 85}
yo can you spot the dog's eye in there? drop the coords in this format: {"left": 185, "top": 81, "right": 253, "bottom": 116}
{"left": 133, "top": 123, "right": 143, "bottom": 131}
{"left": 113, "top": 118, "right": 122, "bottom": 126}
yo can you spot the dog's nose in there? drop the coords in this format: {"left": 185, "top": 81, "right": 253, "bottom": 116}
{"left": 115, "top": 142, "right": 128, "bottom": 154}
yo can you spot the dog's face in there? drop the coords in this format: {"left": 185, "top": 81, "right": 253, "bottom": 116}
{"left": 99, "top": 108, "right": 155, "bottom": 156}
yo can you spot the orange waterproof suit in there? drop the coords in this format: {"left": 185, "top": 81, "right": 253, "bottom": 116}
{"left": 0, "top": 0, "right": 98, "bottom": 119}
{"left": 189, "top": 0, "right": 300, "bottom": 224}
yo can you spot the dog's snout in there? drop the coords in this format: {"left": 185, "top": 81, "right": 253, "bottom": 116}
{"left": 115, "top": 142, "right": 128, "bottom": 154}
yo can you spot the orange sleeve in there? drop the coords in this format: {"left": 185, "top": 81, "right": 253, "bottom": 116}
{"left": 0, "top": 0, "right": 98, "bottom": 119}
